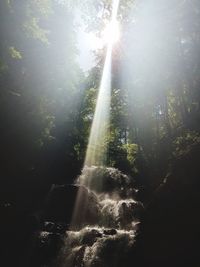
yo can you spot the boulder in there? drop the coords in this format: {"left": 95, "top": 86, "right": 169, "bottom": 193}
{"left": 81, "top": 229, "right": 102, "bottom": 246}
{"left": 44, "top": 184, "right": 99, "bottom": 227}
{"left": 103, "top": 229, "right": 117, "bottom": 235}
{"left": 43, "top": 221, "right": 67, "bottom": 234}
{"left": 33, "top": 231, "right": 64, "bottom": 266}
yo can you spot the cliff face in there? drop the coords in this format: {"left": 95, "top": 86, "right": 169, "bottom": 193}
{"left": 135, "top": 143, "right": 200, "bottom": 267}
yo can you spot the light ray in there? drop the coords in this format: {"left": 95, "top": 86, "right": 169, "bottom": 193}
{"left": 84, "top": 0, "right": 120, "bottom": 167}
{"left": 71, "top": 0, "right": 120, "bottom": 229}
{"left": 84, "top": 46, "right": 112, "bottom": 167}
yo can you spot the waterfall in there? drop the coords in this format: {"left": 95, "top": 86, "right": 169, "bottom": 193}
{"left": 57, "top": 167, "right": 142, "bottom": 267}
{"left": 34, "top": 1, "right": 143, "bottom": 266}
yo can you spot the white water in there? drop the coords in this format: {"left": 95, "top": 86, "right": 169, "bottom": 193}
{"left": 55, "top": 166, "right": 142, "bottom": 267}
{"left": 58, "top": 226, "right": 135, "bottom": 267}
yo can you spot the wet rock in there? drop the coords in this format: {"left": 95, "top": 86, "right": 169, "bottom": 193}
{"left": 44, "top": 184, "right": 81, "bottom": 224}
{"left": 43, "top": 221, "right": 55, "bottom": 232}
{"left": 81, "top": 229, "right": 102, "bottom": 246}
{"left": 104, "top": 229, "right": 117, "bottom": 235}
{"left": 78, "top": 166, "right": 135, "bottom": 197}
{"left": 36, "top": 167, "right": 140, "bottom": 267}
{"left": 73, "top": 245, "right": 86, "bottom": 267}
{"left": 34, "top": 231, "right": 64, "bottom": 265}
{"left": 44, "top": 184, "right": 95, "bottom": 225}
{"left": 132, "top": 201, "right": 144, "bottom": 218}
{"left": 43, "top": 221, "right": 67, "bottom": 234}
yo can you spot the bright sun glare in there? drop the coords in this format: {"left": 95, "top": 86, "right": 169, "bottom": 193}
{"left": 88, "top": 20, "right": 120, "bottom": 50}
{"left": 102, "top": 19, "right": 120, "bottom": 45}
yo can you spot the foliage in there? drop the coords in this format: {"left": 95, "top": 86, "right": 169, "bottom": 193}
{"left": 80, "top": 0, "right": 200, "bottom": 182}
{"left": 1, "top": 0, "right": 200, "bottom": 198}
{"left": 8, "top": 46, "right": 22, "bottom": 59}
{"left": 123, "top": 143, "right": 139, "bottom": 172}
{"left": 173, "top": 130, "right": 200, "bottom": 158}
{"left": 0, "top": 0, "right": 84, "bottom": 188}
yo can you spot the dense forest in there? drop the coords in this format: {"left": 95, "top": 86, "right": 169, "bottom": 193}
{"left": 0, "top": 0, "right": 200, "bottom": 266}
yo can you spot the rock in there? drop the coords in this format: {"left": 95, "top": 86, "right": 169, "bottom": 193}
{"left": 44, "top": 184, "right": 89, "bottom": 225}
{"left": 132, "top": 201, "right": 144, "bottom": 218}
{"left": 43, "top": 221, "right": 67, "bottom": 234}
{"left": 34, "top": 231, "right": 64, "bottom": 265}
{"left": 44, "top": 221, "right": 55, "bottom": 232}
{"left": 44, "top": 184, "right": 100, "bottom": 229}
{"left": 78, "top": 166, "right": 135, "bottom": 197}
{"left": 81, "top": 229, "right": 102, "bottom": 246}
{"left": 73, "top": 245, "right": 86, "bottom": 267}
{"left": 104, "top": 229, "right": 117, "bottom": 235}
{"left": 134, "top": 143, "right": 200, "bottom": 267}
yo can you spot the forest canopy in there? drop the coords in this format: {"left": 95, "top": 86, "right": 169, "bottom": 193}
{"left": 0, "top": 0, "right": 200, "bottom": 207}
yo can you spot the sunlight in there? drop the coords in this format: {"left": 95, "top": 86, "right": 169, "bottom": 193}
{"left": 102, "top": 19, "right": 120, "bottom": 45}
{"left": 71, "top": 0, "right": 120, "bottom": 228}
{"left": 84, "top": 46, "right": 112, "bottom": 167}
{"left": 87, "top": 20, "right": 120, "bottom": 50}
{"left": 3, "top": 0, "right": 199, "bottom": 265}
{"left": 88, "top": 33, "right": 103, "bottom": 50}
{"left": 87, "top": 0, "right": 120, "bottom": 50}
{"left": 84, "top": 0, "right": 120, "bottom": 167}
{"left": 88, "top": 19, "right": 120, "bottom": 50}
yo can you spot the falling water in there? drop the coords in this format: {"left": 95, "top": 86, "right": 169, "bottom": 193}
{"left": 37, "top": 167, "right": 142, "bottom": 267}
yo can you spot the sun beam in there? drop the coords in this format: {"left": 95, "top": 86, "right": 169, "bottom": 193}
{"left": 102, "top": 19, "right": 120, "bottom": 46}
{"left": 71, "top": 0, "right": 120, "bottom": 229}
{"left": 87, "top": 0, "right": 120, "bottom": 51}
{"left": 87, "top": 19, "right": 120, "bottom": 50}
